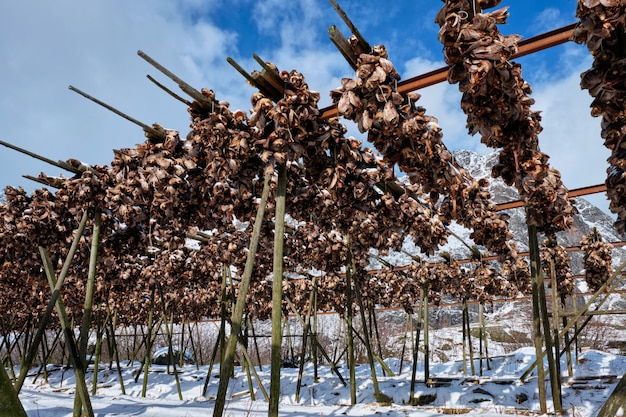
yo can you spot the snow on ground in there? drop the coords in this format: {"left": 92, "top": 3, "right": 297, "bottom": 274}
{"left": 15, "top": 347, "right": 626, "bottom": 417}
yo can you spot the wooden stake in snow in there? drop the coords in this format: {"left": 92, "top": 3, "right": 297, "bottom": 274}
{"left": 597, "top": 371, "right": 626, "bottom": 417}
{"left": 39, "top": 246, "right": 95, "bottom": 417}
{"left": 345, "top": 241, "right": 357, "bottom": 405}
{"left": 14, "top": 210, "right": 90, "bottom": 393}
{"left": 0, "top": 360, "right": 27, "bottom": 417}
{"left": 269, "top": 162, "right": 287, "bottom": 417}
{"left": 213, "top": 172, "right": 272, "bottom": 417}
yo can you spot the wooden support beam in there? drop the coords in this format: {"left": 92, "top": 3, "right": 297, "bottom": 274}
{"left": 137, "top": 50, "right": 213, "bottom": 108}
{"left": 0, "top": 139, "right": 81, "bottom": 175}
{"left": 69, "top": 85, "right": 165, "bottom": 141}
{"left": 328, "top": 0, "right": 371, "bottom": 54}
{"left": 146, "top": 75, "right": 193, "bottom": 107}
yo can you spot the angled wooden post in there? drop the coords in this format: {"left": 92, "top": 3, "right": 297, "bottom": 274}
{"left": 213, "top": 172, "right": 271, "bottom": 417}
{"left": 0, "top": 363, "right": 27, "bottom": 417}
{"left": 597, "top": 372, "right": 626, "bottom": 417}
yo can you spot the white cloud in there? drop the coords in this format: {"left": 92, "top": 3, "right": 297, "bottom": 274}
{"left": 533, "top": 57, "right": 611, "bottom": 213}
{"left": 0, "top": 1, "right": 244, "bottom": 192}
{"left": 252, "top": 0, "right": 323, "bottom": 50}
{"left": 534, "top": 7, "right": 570, "bottom": 33}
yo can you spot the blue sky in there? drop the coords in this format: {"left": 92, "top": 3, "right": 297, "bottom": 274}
{"left": 0, "top": 0, "right": 610, "bottom": 211}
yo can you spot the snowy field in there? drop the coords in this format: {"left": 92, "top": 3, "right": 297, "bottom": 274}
{"left": 15, "top": 347, "right": 625, "bottom": 417}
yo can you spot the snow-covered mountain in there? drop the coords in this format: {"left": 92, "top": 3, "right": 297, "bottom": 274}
{"left": 454, "top": 149, "right": 626, "bottom": 271}
{"left": 377, "top": 149, "right": 626, "bottom": 274}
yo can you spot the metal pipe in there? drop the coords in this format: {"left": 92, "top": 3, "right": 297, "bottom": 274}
{"left": 320, "top": 23, "right": 577, "bottom": 119}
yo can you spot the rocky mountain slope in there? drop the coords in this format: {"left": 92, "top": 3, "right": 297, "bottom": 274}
{"left": 384, "top": 149, "right": 626, "bottom": 274}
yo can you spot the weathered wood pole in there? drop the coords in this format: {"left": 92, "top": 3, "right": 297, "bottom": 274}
{"left": 0, "top": 362, "right": 27, "bottom": 417}
{"left": 528, "top": 225, "right": 547, "bottom": 413}
{"left": 107, "top": 307, "right": 126, "bottom": 394}
{"left": 423, "top": 283, "right": 430, "bottom": 386}
{"left": 39, "top": 247, "right": 94, "bottom": 417}
{"left": 14, "top": 210, "right": 89, "bottom": 393}
{"left": 345, "top": 245, "right": 357, "bottom": 404}
{"left": 295, "top": 279, "right": 316, "bottom": 403}
{"left": 213, "top": 172, "right": 271, "bottom": 417}
{"left": 479, "top": 303, "right": 490, "bottom": 373}
{"left": 532, "top": 233, "right": 562, "bottom": 412}
{"left": 353, "top": 273, "right": 386, "bottom": 402}
{"left": 78, "top": 208, "right": 102, "bottom": 362}
{"left": 269, "top": 162, "right": 287, "bottom": 417}
{"left": 597, "top": 372, "right": 626, "bottom": 417}
{"left": 312, "top": 279, "right": 319, "bottom": 382}
{"left": 549, "top": 259, "right": 563, "bottom": 388}
{"left": 561, "top": 295, "right": 573, "bottom": 377}
{"left": 90, "top": 306, "right": 106, "bottom": 396}
{"left": 141, "top": 285, "right": 156, "bottom": 398}
{"left": 409, "top": 288, "right": 423, "bottom": 404}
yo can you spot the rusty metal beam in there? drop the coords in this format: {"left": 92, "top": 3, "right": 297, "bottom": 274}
{"left": 320, "top": 23, "right": 577, "bottom": 119}
{"left": 496, "top": 183, "right": 608, "bottom": 211}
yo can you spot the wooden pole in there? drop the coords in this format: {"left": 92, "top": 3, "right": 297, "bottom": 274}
{"left": 68, "top": 85, "right": 165, "bottom": 141}
{"left": 423, "top": 283, "right": 430, "bottom": 386}
{"left": 328, "top": 25, "right": 359, "bottom": 70}
{"left": 345, "top": 243, "right": 357, "bottom": 404}
{"left": 353, "top": 272, "right": 386, "bottom": 402}
{"left": 137, "top": 50, "right": 216, "bottom": 109}
{"left": 90, "top": 306, "right": 106, "bottom": 396}
{"left": 146, "top": 74, "right": 192, "bottom": 107}
{"left": 312, "top": 279, "right": 319, "bottom": 382}
{"left": 369, "top": 301, "right": 386, "bottom": 376}
{"left": 202, "top": 316, "right": 223, "bottom": 396}
{"left": 464, "top": 300, "right": 475, "bottom": 376}
{"left": 295, "top": 279, "right": 316, "bottom": 403}
{"left": 75, "top": 207, "right": 101, "bottom": 412}
{"left": 0, "top": 315, "right": 17, "bottom": 381}
{"left": 520, "top": 258, "right": 626, "bottom": 380}
{"left": 141, "top": 285, "right": 156, "bottom": 398}
{"left": 561, "top": 295, "right": 573, "bottom": 377}
{"left": 479, "top": 303, "right": 490, "bottom": 373}
{"left": 236, "top": 335, "right": 269, "bottom": 402}
{"left": 0, "top": 359, "right": 27, "bottom": 417}
{"left": 220, "top": 266, "right": 229, "bottom": 368}
{"left": 269, "top": 162, "right": 287, "bottom": 417}
{"left": 39, "top": 247, "right": 94, "bottom": 417}
{"left": 0, "top": 139, "right": 82, "bottom": 175}
{"left": 157, "top": 283, "right": 182, "bottom": 401}
{"left": 409, "top": 291, "right": 423, "bottom": 404}
{"left": 213, "top": 172, "right": 271, "bottom": 417}
{"left": 14, "top": 210, "right": 89, "bottom": 393}
{"left": 328, "top": 0, "right": 371, "bottom": 53}
{"left": 537, "top": 261, "right": 562, "bottom": 412}
{"left": 596, "top": 372, "right": 626, "bottom": 417}
{"left": 32, "top": 329, "right": 61, "bottom": 385}
{"left": 107, "top": 307, "right": 126, "bottom": 395}
{"left": 462, "top": 300, "right": 468, "bottom": 377}
{"left": 185, "top": 321, "right": 199, "bottom": 370}
{"left": 549, "top": 259, "right": 563, "bottom": 390}
{"left": 248, "top": 316, "right": 263, "bottom": 371}
{"left": 398, "top": 313, "right": 409, "bottom": 375}
{"left": 528, "top": 225, "right": 547, "bottom": 413}
{"left": 252, "top": 54, "right": 285, "bottom": 94}
{"left": 284, "top": 297, "right": 347, "bottom": 386}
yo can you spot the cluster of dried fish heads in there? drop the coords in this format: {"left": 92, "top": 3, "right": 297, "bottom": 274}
{"left": 573, "top": 0, "right": 626, "bottom": 233}
{"left": 437, "top": 0, "right": 576, "bottom": 236}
